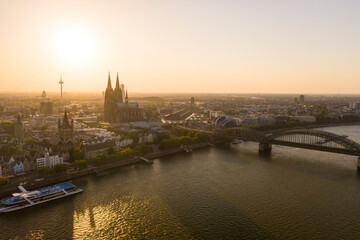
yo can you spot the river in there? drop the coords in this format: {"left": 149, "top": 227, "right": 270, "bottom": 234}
{"left": 2, "top": 125, "right": 360, "bottom": 239}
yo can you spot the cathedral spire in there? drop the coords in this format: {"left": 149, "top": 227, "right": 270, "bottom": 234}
{"left": 115, "top": 72, "right": 120, "bottom": 89}
{"left": 125, "top": 89, "right": 128, "bottom": 103}
{"left": 107, "top": 72, "right": 112, "bottom": 89}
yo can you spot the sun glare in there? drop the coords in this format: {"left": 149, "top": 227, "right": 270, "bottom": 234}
{"left": 53, "top": 27, "right": 96, "bottom": 66}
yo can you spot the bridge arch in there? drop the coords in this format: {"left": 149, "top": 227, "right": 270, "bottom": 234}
{"left": 266, "top": 128, "right": 360, "bottom": 155}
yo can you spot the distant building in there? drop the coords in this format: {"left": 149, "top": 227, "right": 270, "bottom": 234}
{"left": 349, "top": 102, "right": 360, "bottom": 110}
{"left": 40, "top": 102, "right": 53, "bottom": 115}
{"left": 14, "top": 114, "right": 24, "bottom": 140}
{"left": 40, "top": 91, "right": 53, "bottom": 115}
{"left": 104, "top": 72, "right": 143, "bottom": 123}
{"left": 209, "top": 111, "right": 225, "bottom": 119}
{"left": 300, "top": 95, "right": 305, "bottom": 103}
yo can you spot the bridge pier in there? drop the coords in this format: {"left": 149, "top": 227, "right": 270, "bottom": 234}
{"left": 259, "top": 143, "right": 272, "bottom": 152}
{"left": 357, "top": 157, "right": 360, "bottom": 171}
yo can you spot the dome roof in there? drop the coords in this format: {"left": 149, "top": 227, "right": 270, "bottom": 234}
{"left": 213, "top": 116, "right": 239, "bottom": 128}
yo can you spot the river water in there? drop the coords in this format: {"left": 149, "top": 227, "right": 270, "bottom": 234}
{"left": 2, "top": 125, "right": 360, "bottom": 239}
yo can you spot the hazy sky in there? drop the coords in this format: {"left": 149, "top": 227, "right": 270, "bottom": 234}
{"left": 0, "top": 0, "right": 359, "bottom": 94}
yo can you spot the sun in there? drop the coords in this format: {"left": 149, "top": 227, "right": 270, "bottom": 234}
{"left": 53, "top": 26, "right": 96, "bottom": 66}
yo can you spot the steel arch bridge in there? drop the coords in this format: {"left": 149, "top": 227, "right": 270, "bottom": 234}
{"left": 219, "top": 127, "right": 360, "bottom": 156}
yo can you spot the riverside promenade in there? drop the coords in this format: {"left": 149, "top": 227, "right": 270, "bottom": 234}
{"left": 0, "top": 141, "right": 222, "bottom": 198}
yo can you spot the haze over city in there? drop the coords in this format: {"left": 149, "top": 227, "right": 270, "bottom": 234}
{"left": 2, "top": 1, "right": 360, "bottom": 239}
{"left": 1, "top": 0, "right": 359, "bottom": 93}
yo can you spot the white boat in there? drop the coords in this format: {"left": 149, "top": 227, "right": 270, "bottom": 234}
{"left": 231, "top": 139, "right": 243, "bottom": 144}
{"left": 0, "top": 182, "right": 83, "bottom": 213}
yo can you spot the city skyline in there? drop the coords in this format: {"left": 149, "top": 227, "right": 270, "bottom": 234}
{"left": 0, "top": 0, "right": 359, "bottom": 94}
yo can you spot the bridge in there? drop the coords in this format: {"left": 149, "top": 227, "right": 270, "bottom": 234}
{"left": 177, "top": 126, "right": 360, "bottom": 169}
{"left": 218, "top": 127, "right": 360, "bottom": 169}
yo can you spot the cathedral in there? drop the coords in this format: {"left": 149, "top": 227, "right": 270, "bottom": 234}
{"left": 104, "top": 72, "right": 143, "bottom": 123}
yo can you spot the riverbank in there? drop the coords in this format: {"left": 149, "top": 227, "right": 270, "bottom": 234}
{"left": 0, "top": 140, "right": 225, "bottom": 198}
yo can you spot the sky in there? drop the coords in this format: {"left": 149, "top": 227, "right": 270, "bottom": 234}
{"left": 0, "top": 0, "right": 359, "bottom": 94}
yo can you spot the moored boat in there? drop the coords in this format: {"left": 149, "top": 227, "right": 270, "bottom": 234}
{"left": 231, "top": 139, "right": 243, "bottom": 144}
{"left": 0, "top": 182, "right": 83, "bottom": 213}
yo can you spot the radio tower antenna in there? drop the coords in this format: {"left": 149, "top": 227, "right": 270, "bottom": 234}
{"left": 59, "top": 73, "right": 64, "bottom": 98}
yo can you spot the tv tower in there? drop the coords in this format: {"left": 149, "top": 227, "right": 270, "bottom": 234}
{"left": 59, "top": 73, "right": 64, "bottom": 98}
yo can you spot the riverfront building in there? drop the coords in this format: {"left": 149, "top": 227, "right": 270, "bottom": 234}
{"left": 36, "top": 153, "right": 64, "bottom": 169}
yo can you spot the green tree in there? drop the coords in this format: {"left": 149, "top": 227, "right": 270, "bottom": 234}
{"left": 53, "top": 164, "right": 68, "bottom": 173}
{"left": 30, "top": 148, "right": 41, "bottom": 157}
{"left": 119, "top": 148, "right": 133, "bottom": 159}
{"left": 70, "top": 145, "right": 84, "bottom": 162}
{"left": 159, "top": 138, "right": 181, "bottom": 150}
{"left": 178, "top": 136, "right": 192, "bottom": 145}
{"left": 133, "top": 145, "right": 153, "bottom": 156}
{"left": 38, "top": 167, "right": 53, "bottom": 177}
{"left": 0, "top": 176, "right": 10, "bottom": 186}
{"left": 74, "top": 160, "right": 88, "bottom": 170}
{"left": 26, "top": 138, "right": 38, "bottom": 146}
{"left": 0, "top": 144, "right": 21, "bottom": 155}
{"left": 0, "top": 122, "right": 14, "bottom": 133}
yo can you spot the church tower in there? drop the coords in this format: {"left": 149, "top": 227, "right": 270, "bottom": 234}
{"left": 14, "top": 114, "right": 24, "bottom": 141}
{"left": 58, "top": 111, "right": 74, "bottom": 152}
{"left": 104, "top": 72, "right": 114, "bottom": 122}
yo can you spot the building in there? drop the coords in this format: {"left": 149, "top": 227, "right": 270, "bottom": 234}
{"left": 40, "top": 91, "right": 53, "bottom": 115}
{"left": 300, "top": 95, "right": 305, "bottom": 103}
{"left": 58, "top": 111, "right": 74, "bottom": 151}
{"left": 104, "top": 72, "right": 143, "bottom": 123}
{"left": 83, "top": 140, "right": 116, "bottom": 160}
{"left": 138, "top": 132, "right": 155, "bottom": 144}
{"left": 40, "top": 102, "right": 53, "bottom": 115}
{"left": 115, "top": 137, "right": 133, "bottom": 148}
{"left": 14, "top": 114, "right": 24, "bottom": 140}
{"left": 36, "top": 153, "right": 64, "bottom": 169}
{"left": 13, "top": 162, "right": 24, "bottom": 174}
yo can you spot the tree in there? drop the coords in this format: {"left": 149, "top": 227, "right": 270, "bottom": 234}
{"left": 69, "top": 145, "right": 84, "bottom": 162}
{"left": 178, "top": 136, "right": 192, "bottom": 145}
{"left": 159, "top": 138, "right": 181, "bottom": 150}
{"left": 53, "top": 164, "right": 68, "bottom": 173}
{"left": 0, "top": 176, "right": 10, "bottom": 186}
{"left": 133, "top": 145, "right": 153, "bottom": 156}
{"left": 38, "top": 167, "right": 53, "bottom": 177}
{"left": 30, "top": 148, "right": 40, "bottom": 157}
{"left": 74, "top": 160, "right": 88, "bottom": 170}
{"left": 26, "top": 138, "right": 38, "bottom": 146}
{"left": 0, "top": 144, "right": 21, "bottom": 155}
{"left": 119, "top": 148, "right": 133, "bottom": 159}
{"left": 0, "top": 122, "right": 14, "bottom": 134}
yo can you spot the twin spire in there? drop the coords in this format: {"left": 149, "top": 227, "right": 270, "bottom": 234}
{"left": 107, "top": 72, "right": 122, "bottom": 91}
{"left": 106, "top": 72, "right": 128, "bottom": 103}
